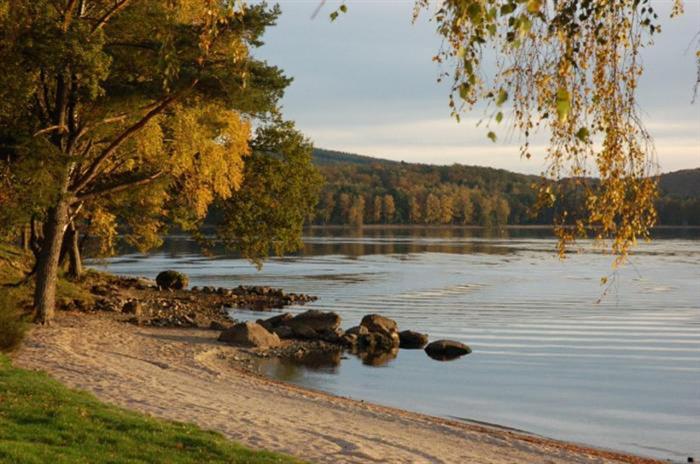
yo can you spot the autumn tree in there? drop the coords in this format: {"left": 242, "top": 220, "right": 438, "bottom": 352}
{"left": 414, "top": 0, "right": 689, "bottom": 259}
{"left": 382, "top": 194, "right": 396, "bottom": 223}
{"left": 425, "top": 193, "right": 441, "bottom": 224}
{"left": 372, "top": 195, "right": 383, "bottom": 223}
{"left": 348, "top": 195, "right": 365, "bottom": 227}
{"left": 0, "top": 1, "right": 289, "bottom": 323}
{"left": 338, "top": 192, "right": 352, "bottom": 222}
{"left": 408, "top": 194, "right": 423, "bottom": 223}
{"left": 439, "top": 194, "right": 454, "bottom": 224}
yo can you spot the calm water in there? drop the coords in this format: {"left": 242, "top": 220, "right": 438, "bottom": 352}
{"left": 90, "top": 227, "right": 700, "bottom": 461}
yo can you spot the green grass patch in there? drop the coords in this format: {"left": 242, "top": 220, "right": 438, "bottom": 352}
{"left": 0, "top": 354, "right": 303, "bottom": 463}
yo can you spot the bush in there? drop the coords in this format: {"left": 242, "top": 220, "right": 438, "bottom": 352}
{"left": 156, "top": 270, "right": 189, "bottom": 290}
{"left": 0, "top": 289, "right": 27, "bottom": 352}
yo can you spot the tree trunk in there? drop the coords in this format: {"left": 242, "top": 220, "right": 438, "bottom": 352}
{"left": 21, "top": 225, "right": 31, "bottom": 251}
{"left": 33, "top": 199, "right": 70, "bottom": 324}
{"left": 67, "top": 223, "right": 82, "bottom": 279}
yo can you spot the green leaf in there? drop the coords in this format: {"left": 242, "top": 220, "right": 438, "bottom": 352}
{"left": 487, "top": 131, "right": 497, "bottom": 142}
{"left": 495, "top": 111, "right": 503, "bottom": 123}
{"left": 575, "top": 127, "right": 590, "bottom": 142}
{"left": 496, "top": 89, "right": 508, "bottom": 106}
{"left": 459, "top": 83, "right": 470, "bottom": 100}
{"left": 500, "top": 4, "right": 517, "bottom": 15}
{"left": 467, "top": 3, "right": 482, "bottom": 21}
{"left": 556, "top": 88, "right": 571, "bottom": 122}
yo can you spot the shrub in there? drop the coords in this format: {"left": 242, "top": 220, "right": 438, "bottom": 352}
{"left": 0, "top": 289, "right": 27, "bottom": 352}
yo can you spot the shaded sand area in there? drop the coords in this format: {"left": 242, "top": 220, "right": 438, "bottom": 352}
{"left": 15, "top": 313, "right": 661, "bottom": 464}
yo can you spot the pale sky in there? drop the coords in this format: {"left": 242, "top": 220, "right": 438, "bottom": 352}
{"left": 253, "top": 1, "right": 700, "bottom": 174}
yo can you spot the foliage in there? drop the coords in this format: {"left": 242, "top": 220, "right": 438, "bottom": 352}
{"left": 414, "top": 0, "right": 688, "bottom": 261}
{"left": 0, "top": 0, "right": 292, "bottom": 320}
{"left": 0, "top": 354, "right": 302, "bottom": 463}
{"left": 311, "top": 149, "right": 700, "bottom": 227}
{"left": 312, "top": 149, "right": 533, "bottom": 226}
{"left": 216, "top": 122, "right": 323, "bottom": 266}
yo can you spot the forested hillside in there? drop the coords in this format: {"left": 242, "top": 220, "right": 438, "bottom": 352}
{"left": 311, "top": 149, "right": 700, "bottom": 226}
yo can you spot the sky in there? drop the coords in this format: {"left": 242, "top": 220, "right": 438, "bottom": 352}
{"left": 253, "top": 1, "right": 700, "bottom": 174}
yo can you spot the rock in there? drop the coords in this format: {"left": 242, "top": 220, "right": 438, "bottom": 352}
{"left": 345, "top": 325, "right": 369, "bottom": 337}
{"left": 318, "top": 329, "right": 342, "bottom": 343}
{"left": 122, "top": 300, "right": 142, "bottom": 317}
{"left": 133, "top": 277, "right": 156, "bottom": 290}
{"left": 399, "top": 330, "right": 429, "bottom": 349}
{"left": 209, "top": 320, "right": 228, "bottom": 331}
{"left": 291, "top": 324, "right": 319, "bottom": 340}
{"left": 342, "top": 333, "right": 358, "bottom": 346}
{"left": 424, "top": 339, "right": 471, "bottom": 361}
{"left": 358, "top": 332, "right": 398, "bottom": 351}
{"left": 218, "top": 322, "right": 280, "bottom": 348}
{"left": 155, "top": 270, "right": 189, "bottom": 290}
{"left": 288, "top": 310, "right": 341, "bottom": 332}
{"left": 360, "top": 314, "right": 398, "bottom": 337}
{"left": 258, "top": 312, "right": 293, "bottom": 331}
{"left": 271, "top": 325, "right": 294, "bottom": 339}
{"left": 91, "top": 285, "right": 110, "bottom": 296}
{"left": 360, "top": 347, "right": 398, "bottom": 367}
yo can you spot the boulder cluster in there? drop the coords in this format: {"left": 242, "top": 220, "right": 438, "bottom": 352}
{"left": 191, "top": 284, "right": 317, "bottom": 310}
{"left": 217, "top": 309, "right": 471, "bottom": 363}
{"left": 58, "top": 271, "right": 317, "bottom": 329}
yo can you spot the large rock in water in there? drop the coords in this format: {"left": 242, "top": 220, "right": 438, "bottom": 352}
{"left": 155, "top": 270, "right": 189, "bottom": 290}
{"left": 424, "top": 340, "right": 471, "bottom": 361}
{"left": 257, "top": 312, "right": 293, "bottom": 331}
{"left": 399, "top": 330, "right": 428, "bottom": 349}
{"left": 218, "top": 321, "right": 280, "bottom": 348}
{"left": 360, "top": 314, "right": 398, "bottom": 337}
{"left": 287, "top": 310, "right": 341, "bottom": 332}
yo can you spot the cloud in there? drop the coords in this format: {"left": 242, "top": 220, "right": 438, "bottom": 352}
{"left": 256, "top": 0, "right": 700, "bottom": 174}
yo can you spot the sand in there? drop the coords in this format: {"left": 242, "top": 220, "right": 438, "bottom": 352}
{"left": 15, "top": 313, "right": 662, "bottom": 464}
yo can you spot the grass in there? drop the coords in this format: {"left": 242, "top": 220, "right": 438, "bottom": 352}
{"left": 0, "top": 354, "right": 303, "bottom": 463}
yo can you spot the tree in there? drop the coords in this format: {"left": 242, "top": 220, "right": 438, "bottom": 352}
{"left": 0, "top": 1, "right": 289, "bottom": 323}
{"left": 439, "top": 194, "right": 454, "bottom": 224}
{"left": 338, "top": 192, "right": 352, "bottom": 223}
{"left": 348, "top": 195, "right": 365, "bottom": 227}
{"left": 425, "top": 193, "right": 441, "bottom": 224}
{"left": 373, "top": 195, "right": 383, "bottom": 223}
{"left": 454, "top": 188, "right": 474, "bottom": 225}
{"left": 216, "top": 122, "right": 323, "bottom": 267}
{"left": 414, "top": 0, "right": 689, "bottom": 259}
{"left": 318, "top": 191, "right": 336, "bottom": 224}
{"left": 382, "top": 194, "right": 396, "bottom": 223}
{"left": 408, "top": 194, "right": 423, "bottom": 223}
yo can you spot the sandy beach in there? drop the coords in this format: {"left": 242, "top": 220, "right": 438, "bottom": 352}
{"left": 15, "top": 313, "right": 662, "bottom": 464}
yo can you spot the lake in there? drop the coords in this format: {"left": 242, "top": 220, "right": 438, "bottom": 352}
{"left": 90, "top": 227, "right": 700, "bottom": 461}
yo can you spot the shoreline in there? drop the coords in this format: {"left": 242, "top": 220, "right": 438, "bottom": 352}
{"left": 14, "top": 311, "right": 664, "bottom": 464}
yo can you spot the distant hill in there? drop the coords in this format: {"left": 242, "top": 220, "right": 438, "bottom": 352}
{"left": 310, "top": 148, "right": 700, "bottom": 226}
{"left": 312, "top": 148, "right": 400, "bottom": 166}
{"left": 658, "top": 168, "right": 700, "bottom": 198}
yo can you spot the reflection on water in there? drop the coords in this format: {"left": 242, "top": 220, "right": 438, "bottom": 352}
{"left": 91, "top": 227, "right": 700, "bottom": 461}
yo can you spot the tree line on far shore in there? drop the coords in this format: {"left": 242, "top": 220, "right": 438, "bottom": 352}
{"left": 309, "top": 149, "right": 700, "bottom": 227}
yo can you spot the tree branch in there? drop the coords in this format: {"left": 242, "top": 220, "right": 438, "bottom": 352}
{"left": 33, "top": 124, "right": 68, "bottom": 137}
{"left": 91, "top": 0, "right": 132, "bottom": 34}
{"left": 70, "top": 80, "right": 196, "bottom": 194}
{"left": 62, "top": 0, "right": 79, "bottom": 31}
{"left": 74, "top": 170, "right": 163, "bottom": 203}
